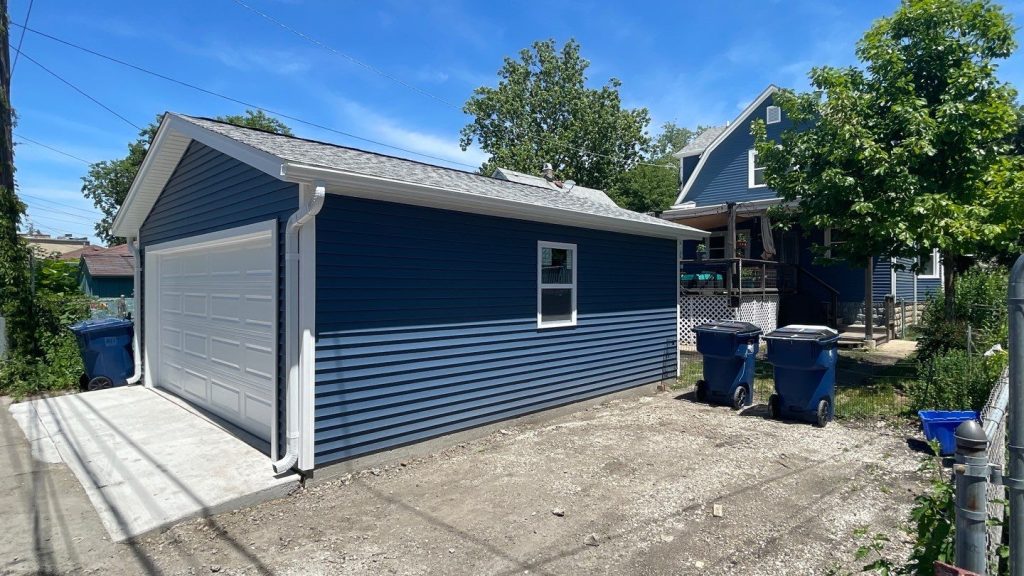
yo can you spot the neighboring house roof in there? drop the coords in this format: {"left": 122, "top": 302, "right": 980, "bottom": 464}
{"left": 60, "top": 244, "right": 109, "bottom": 261}
{"left": 490, "top": 167, "right": 619, "bottom": 207}
{"left": 673, "top": 85, "right": 779, "bottom": 206}
{"left": 674, "top": 125, "right": 728, "bottom": 158}
{"left": 81, "top": 244, "right": 134, "bottom": 277}
{"left": 112, "top": 114, "right": 706, "bottom": 241}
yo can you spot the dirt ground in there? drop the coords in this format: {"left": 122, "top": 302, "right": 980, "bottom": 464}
{"left": 4, "top": 388, "right": 929, "bottom": 576}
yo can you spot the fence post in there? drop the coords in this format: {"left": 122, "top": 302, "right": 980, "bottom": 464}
{"left": 1008, "top": 254, "right": 1024, "bottom": 576}
{"left": 955, "top": 420, "right": 990, "bottom": 574}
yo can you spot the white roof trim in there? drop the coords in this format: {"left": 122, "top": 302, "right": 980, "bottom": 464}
{"left": 674, "top": 85, "right": 779, "bottom": 205}
{"left": 282, "top": 163, "right": 706, "bottom": 240}
{"left": 110, "top": 114, "right": 285, "bottom": 237}
{"left": 661, "top": 197, "right": 785, "bottom": 220}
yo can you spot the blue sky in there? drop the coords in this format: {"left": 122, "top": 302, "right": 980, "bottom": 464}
{"left": 11, "top": 0, "right": 1024, "bottom": 243}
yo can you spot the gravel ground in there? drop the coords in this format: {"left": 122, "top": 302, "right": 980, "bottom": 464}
{"left": 8, "top": 389, "right": 929, "bottom": 575}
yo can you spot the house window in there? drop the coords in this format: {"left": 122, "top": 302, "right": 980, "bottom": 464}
{"left": 538, "top": 241, "right": 577, "bottom": 328}
{"left": 748, "top": 150, "right": 766, "bottom": 188}
{"left": 707, "top": 231, "right": 750, "bottom": 259}
{"left": 708, "top": 234, "right": 726, "bottom": 259}
{"left": 917, "top": 249, "right": 941, "bottom": 279}
{"left": 824, "top": 227, "right": 845, "bottom": 258}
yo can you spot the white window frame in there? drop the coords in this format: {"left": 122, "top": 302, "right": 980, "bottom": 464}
{"left": 917, "top": 248, "right": 942, "bottom": 279}
{"left": 748, "top": 149, "right": 767, "bottom": 189}
{"left": 537, "top": 241, "right": 577, "bottom": 329}
{"left": 824, "top": 227, "right": 845, "bottom": 259}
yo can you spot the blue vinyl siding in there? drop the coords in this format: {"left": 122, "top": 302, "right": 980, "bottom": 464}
{"left": 917, "top": 277, "right": 942, "bottom": 301}
{"left": 892, "top": 257, "right": 916, "bottom": 301}
{"left": 872, "top": 258, "right": 891, "bottom": 301}
{"left": 81, "top": 273, "right": 134, "bottom": 298}
{"left": 685, "top": 94, "right": 790, "bottom": 207}
{"left": 138, "top": 141, "right": 298, "bottom": 456}
{"left": 313, "top": 195, "right": 678, "bottom": 466}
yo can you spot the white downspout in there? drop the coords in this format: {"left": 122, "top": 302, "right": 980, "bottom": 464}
{"left": 126, "top": 236, "right": 143, "bottom": 385}
{"left": 272, "top": 183, "right": 326, "bottom": 474}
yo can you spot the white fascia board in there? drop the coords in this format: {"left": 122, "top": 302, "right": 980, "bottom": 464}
{"left": 111, "top": 113, "right": 285, "bottom": 238}
{"left": 673, "top": 85, "right": 779, "bottom": 205}
{"left": 280, "top": 163, "right": 708, "bottom": 240}
{"left": 661, "top": 197, "right": 785, "bottom": 220}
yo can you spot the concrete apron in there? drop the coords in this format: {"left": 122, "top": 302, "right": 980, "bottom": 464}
{"left": 9, "top": 386, "right": 297, "bottom": 542}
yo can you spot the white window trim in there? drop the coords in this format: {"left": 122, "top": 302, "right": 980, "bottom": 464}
{"left": 748, "top": 149, "right": 767, "bottom": 189}
{"left": 824, "top": 227, "right": 844, "bottom": 259}
{"left": 917, "top": 248, "right": 942, "bottom": 279}
{"left": 537, "top": 241, "right": 577, "bottom": 329}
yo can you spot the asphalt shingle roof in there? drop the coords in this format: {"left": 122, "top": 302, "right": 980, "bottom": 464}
{"left": 178, "top": 115, "right": 698, "bottom": 233}
{"left": 678, "top": 125, "right": 727, "bottom": 156}
{"left": 81, "top": 245, "right": 134, "bottom": 277}
{"left": 491, "top": 167, "right": 619, "bottom": 207}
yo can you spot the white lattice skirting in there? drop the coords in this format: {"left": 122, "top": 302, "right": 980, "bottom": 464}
{"left": 679, "top": 294, "right": 780, "bottom": 350}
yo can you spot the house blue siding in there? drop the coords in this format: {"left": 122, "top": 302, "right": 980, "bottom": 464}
{"left": 892, "top": 258, "right": 916, "bottom": 301}
{"left": 313, "top": 195, "right": 677, "bottom": 466}
{"left": 82, "top": 273, "right": 133, "bottom": 299}
{"left": 680, "top": 155, "right": 700, "bottom": 188}
{"left": 138, "top": 141, "right": 298, "bottom": 456}
{"left": 872, "top": 258, "right": 891, "bottom": 301}
{"left": 684, "top": 94, "right": 790, "bottom": 207}
{"left": 917, "top": 276, "right": 942, "bottom": 301}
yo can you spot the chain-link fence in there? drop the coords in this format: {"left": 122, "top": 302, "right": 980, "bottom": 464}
{"left": 981, "top": 368, "right": 1009, "bottom": 572}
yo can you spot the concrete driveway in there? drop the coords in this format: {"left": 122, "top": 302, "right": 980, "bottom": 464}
{"left": 7, "top": 386, "right": 297, "bottom": 543}
{"left": 3, "top": 387, "right": 927, "bottom": 575}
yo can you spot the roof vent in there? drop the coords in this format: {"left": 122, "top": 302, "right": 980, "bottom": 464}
{"left": 766, "top": 105, "right": 781, "bottom": 125}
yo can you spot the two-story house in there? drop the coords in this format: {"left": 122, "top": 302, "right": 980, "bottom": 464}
{"left": 662, "top": 85, "right": 942, "bottom": 348}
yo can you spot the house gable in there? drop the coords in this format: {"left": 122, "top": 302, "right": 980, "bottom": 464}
{"left": 676, "top": 87, "right": 791, "bottom": 207}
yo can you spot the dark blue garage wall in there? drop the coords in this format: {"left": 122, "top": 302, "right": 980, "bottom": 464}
{"left": 138, "top": 141, "right": 298, "bottom": 455}
{"left": 314, "top": 195, "right": 678, "bottom": 465}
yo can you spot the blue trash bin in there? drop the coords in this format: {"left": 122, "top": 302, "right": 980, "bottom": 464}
{"left": 692, "top": 321, "right": 762, "bottom": 410}
{"left": 764, "top": 325, "right": 840, "bottom": 427}
{"left": 918, "top": 410, "right": 979, "bottom": 456}
{"left": 69, "top": 318, "right": 135, "bottom": 390}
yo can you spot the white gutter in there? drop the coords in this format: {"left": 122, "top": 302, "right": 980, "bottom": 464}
{"left": 272, "top": 183, "right": 326, "bottom": 474}
{"left": 126, "top": 236, "right": 143, "bottom": 385}
{"left": 661, "top": 198, "right": 788, "bottom": 221}
{"left": 280, "top": 163, "right": 706, "bottom": 240}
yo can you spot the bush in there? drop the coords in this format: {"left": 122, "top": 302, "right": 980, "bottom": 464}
{"left": 917, "top": 266, "right": 1007, "bottom": 360}
{"left": 910, "top": 348, "right": 1007, "bottom": 412}
{"left": 0, "top": 259, "right": 91, "bottom": 398}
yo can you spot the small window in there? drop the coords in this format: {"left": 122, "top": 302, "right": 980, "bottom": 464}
{"left": 748, "top": 149, "right": 766, "bottom": 188}
{"left": 824, "top": 227, "right": 845, "bottom": 258}
{"left": 708, "top": 234, "right": 726, "bottom": 259}
{"left": 766, "top": 105, "right": 782, "bottom": 125}
{"left": 538, "top": 241, "right": 577, "bottom": 328}
{"left": 917, "top": 249, "right": 941, "bottom": 279}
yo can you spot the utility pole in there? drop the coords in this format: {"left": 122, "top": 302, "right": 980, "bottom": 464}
{"left": 0, "top": 0, "right": 13, "bottom": 194}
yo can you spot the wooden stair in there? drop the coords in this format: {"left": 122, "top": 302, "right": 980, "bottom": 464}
{"left": 837, "top": 325, "right": 889, "bottom": 348}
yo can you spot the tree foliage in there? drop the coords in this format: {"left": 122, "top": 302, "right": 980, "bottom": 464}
{"left": 460, "top": 39, "right": 650, "bottom": 191}
{"left": 82, "top": 110, "right": 292, "bottom": 245}
{"left": 609, "top": 122, "right": 711, "bottom": 213}
{"left": 754, "top": 0, "right": 1023, "bottom": 315}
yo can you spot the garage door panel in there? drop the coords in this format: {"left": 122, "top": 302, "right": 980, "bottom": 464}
{"left": 151, "top": 227, "right": 276, "bottom": 442}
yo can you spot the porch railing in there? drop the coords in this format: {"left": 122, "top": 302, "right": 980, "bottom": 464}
{"left": 680, "top": 258, "right": 796, "bottom": 294}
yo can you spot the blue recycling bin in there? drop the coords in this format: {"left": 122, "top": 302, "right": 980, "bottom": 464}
{"left": 692, "top": 321, "right": 762, "bottom": 410}
{"left": 764, "top": 325, "right": 840, "bottom": 427}
{"left": 69, "top": 318, "right": 135, "bottom": 391}
{"left": 918, "top": 410, "right": 979, "bottom": 456}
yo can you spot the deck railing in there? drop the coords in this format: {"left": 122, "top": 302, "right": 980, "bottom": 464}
{"left": 680, "top": 258, "right": 795, "bottom": 294}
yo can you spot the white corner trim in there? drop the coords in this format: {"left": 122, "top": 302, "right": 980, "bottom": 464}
{"left": 537, "top": 241, "right": 578, "bottom": 329}
{"left": 676, "top": 238, "right": 681, "bottom": 379}
{"left": 747, "top": 149, "right": 767, "bottom": 189}
{"left": 890, "top": 257, "right": 897, "bottom": 297}
{"left": 298, "top": 184, "right": 317, "bottom": 471}
{"left": 675, "top": 85, "right": 778, "bottom": 205}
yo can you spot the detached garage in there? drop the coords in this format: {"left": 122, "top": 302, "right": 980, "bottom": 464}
{"left": 111, "top": 113, "right": 705, "bottom": 473}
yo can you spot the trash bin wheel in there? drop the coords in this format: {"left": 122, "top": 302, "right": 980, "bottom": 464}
{"left": 731, "top": 385, "right": 748, "bottom": 410}
{"left": 87, "top": 376, "right": 113, "bottom": 391}
{"left": 768, "top": 394, "right": 780, "bottom": 419}
{"left": 815, "top": 398, "right": 830, "bottom": 428}
{"left": 695, "top": 380, "right": 708, "bottom": 402}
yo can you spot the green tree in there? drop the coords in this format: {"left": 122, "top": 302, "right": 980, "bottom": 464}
{"left": 609, "top": 122, "right": 712, "bottom": 213}
{"left": 82, "top": 110, "right": 292, "bottom": 245}
{"left": 647, "top": 122, "right": 695, "bottom": 162}
{"left": 754, "top": 0, "right": 1023, "bottom": 319}
{"left": 460, "top": 39, "right": 650, "bottom": 191}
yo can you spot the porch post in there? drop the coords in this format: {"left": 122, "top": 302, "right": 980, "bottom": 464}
{"left": 864, "top": 257, "right": 874, "bottom": 343}
{"left": 726, "top": 202, "right": 737, "bottom": 260}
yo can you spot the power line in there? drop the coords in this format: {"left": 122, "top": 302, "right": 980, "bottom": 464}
{"left": 231, "top": 0, "right": 457, "bottom": 109}
{"left": 26, "top": 203, "right": 96, "bottom": 223}
{"left": 11, "top": 23, "right": 478, "bottom": 169}
{"left": 226, "top": 2, "right": 673, "bottom": 171}
{"left": 14, "top": 132, "right": 93, "bottom": 164}
{"left": 11, "top": 47, "right": 142, "bottom": 131}
{"left": 10, "top": 0, "right": 35, "bottom": 76}
{"left": 25, "top": 208, "right": 94, "bottom": 227}
{"left": 20, "top": 193, "right": 99, "bottom": 218}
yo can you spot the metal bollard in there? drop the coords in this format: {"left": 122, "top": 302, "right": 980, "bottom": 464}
{"left": 954, "top": 419, "right": 990, "bottom": 575}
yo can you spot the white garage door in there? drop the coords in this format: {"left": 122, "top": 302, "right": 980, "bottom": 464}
{"left": 146, "top": 223, "right": 277, "bottom": 442}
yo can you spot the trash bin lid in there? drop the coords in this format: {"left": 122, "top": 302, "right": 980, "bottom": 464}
{"left": 692, "top": 321, "right": 762, "bottom": 336}
{"left": 764, "top": 324, "right": 839, "bottom": 342}
{"left": 69, "top": 317, "right": 132, "bottom": 334}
